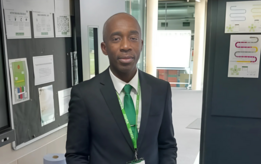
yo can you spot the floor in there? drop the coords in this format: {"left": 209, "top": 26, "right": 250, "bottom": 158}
{"left": 171, "top": 89, "right": 202, "bottom": 164}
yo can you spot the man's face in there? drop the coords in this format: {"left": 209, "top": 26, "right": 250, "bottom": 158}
{"left": 101, "top": 14, "right": 143, "bottom": 74}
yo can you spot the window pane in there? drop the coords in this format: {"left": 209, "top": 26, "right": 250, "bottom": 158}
{"left": 125, "top": 0, "right": 146, "bottom": 71}
{"left": 88, "top": 28, "right": 95, "bottom": 78}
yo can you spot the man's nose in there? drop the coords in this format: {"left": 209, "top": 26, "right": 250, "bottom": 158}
{"left": 120, "top": 37, "right": 132, "bottom": 52}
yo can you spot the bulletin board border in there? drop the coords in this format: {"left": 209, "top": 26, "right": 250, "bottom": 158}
{"left": 0, "top": 0, "right": 16, "bottom": 149}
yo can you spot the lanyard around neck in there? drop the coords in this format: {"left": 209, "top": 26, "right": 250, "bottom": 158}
{"left": 116, "top": 81, "right": 141, "bottom": 150}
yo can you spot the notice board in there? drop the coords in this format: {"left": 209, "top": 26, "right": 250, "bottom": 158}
{"left": 0, "top": 0, "right": 76, "bottom": 149}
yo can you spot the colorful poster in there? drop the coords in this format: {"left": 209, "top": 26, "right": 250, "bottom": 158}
{"left": 4, "top": 9, "right": 31, "bottom": 39}
{"left": 39, "top": 85, "right": 55, "bottom": 126}
{"left": 225, "top": 1, "right": 261, "bottom": 33}
{"left": 12, "top": 61, "right": 26, "bottom": 87}
{"left": 9, "top": 58, "right": 30, "bottom": 104}
{"left": 228, "top": 35, "right": 261, "bottom": 78}
{"left": 32, "top": 12, "right": 54, "bottom": 38}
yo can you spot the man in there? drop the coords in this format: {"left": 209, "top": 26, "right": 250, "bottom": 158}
{"left": 66, "top": 13, "right": 177, "bottom": 164}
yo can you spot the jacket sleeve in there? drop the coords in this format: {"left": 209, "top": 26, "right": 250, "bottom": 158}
{"left": 65, "top": 86, "right": 90, "bottom": 164}
{"left": 158, "top": 83, "right": 178, "bottom": 164}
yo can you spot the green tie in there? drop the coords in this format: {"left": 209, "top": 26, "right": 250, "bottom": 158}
{"left": 123, "top": 84, "right": 138, "bottom": 139}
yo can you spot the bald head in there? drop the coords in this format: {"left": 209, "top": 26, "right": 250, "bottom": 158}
{"left": 103, "top": 13, "right": 141, "bottom": 42}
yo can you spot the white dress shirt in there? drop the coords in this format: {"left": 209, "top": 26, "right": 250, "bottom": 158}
{"left": 109, "top": 68, "right": 142, "bottom": 132}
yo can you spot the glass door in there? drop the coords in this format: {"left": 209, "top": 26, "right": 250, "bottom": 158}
{"left": 88, "top": 26, "right": 99, "bottom": 78}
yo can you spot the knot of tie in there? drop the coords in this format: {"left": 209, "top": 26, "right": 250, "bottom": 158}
{"left": 123, "top": 84, "right": 132, "bottom": 95}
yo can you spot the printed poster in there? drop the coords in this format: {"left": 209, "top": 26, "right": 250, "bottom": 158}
{"left": 54, "top": 14, "right": 71, "bottom": 37}
{"left": 39, "top": 85, "right": 55, "bottom": 126}
{"left": 228, "top": 35, "right": 261, "bottom": 78}
{"left": 58, "top": 88, "right": 71, "bottom": 116}
{"left": 54, "top": 0, "right": 71, "bottom": 37}
{"left": 4, "top": 9, "right": 31, "bottom": 39}
{"left": 32, "top": 12, "right": 54, "bottom": 38}
{"left": 9, "top": 58, "right": 30, "bottom": 104}
{"left": 225, "top": 1, "right": 261, "bottom": 33}
{"left": 33, "top": 55, "right": 55, "bottom": 85}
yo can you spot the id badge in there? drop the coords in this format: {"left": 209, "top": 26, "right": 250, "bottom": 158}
{"left": 126, "top": 158, "right": 145, "bottom": 164}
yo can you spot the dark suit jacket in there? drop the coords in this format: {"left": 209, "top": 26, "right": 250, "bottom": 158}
{"left": 65, "top": 68, "right": 177, "bottom": 164}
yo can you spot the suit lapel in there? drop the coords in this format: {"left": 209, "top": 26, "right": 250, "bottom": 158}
{"left": 100, "top": 69, "right": 134, "bottom": 151}
{"left": 137, "top": 70, "right": 152, "bottom": 148}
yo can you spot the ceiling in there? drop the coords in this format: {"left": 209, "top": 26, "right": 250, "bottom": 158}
{"left": 158, "top": 2, "right": 195, "bottom": 21}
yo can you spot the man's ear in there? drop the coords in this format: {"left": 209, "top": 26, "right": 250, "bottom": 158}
{"left": 141, "top": 39, "right": 144, "bottom": 50}
{"left": 101, "top": 42, "right": 108, "bottom": 55}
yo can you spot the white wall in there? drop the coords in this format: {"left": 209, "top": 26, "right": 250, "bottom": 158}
{"left": 80, "top": 0, "right": 125, "bottom": 80}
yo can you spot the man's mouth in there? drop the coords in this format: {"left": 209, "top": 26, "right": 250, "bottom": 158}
{"left": 118, "top": 56, "right": 134, "bottom": 64}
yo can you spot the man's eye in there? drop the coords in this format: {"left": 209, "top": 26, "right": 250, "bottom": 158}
{"left": 130, "top": 37, "right": 138, "bottom": 41}
{"left": 113, "top": 37, "right": 120, "bottom": 41}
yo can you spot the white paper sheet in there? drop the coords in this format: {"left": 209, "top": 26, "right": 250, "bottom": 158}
{"left": 55, "top": 0, "right": 70, "bottom": 15}
{"left": 54, "top": 14, "right": 71, "bottom": 37}
{"left": 58, "top": 88, "right": 71, "bottom": 116}
{"left": 4, "top": 9, "right": 31, "bottom": 39}
{"left": 225, "top": 1, "right": 261, "bottom": 33}
{"left": 32, "top": 12, "right": 54, "bottom": 38}
{"left": 228, "top": 35, "right": 261, "bottom": 78}
{"left": 3, "top": 0, "right": 54, "bottom": 13}
{"left": 33, "top": 55, "right": 55, "bottom": 85}
{"left": 156, "top": 30, "right": 191, "bottom": 68}
{"left": 9, "top": 58, "right": 30, "bottom": 104}
{"left": 39, "top": 85, "right": 55, "bottom": 126}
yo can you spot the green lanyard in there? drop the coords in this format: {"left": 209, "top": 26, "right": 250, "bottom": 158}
{"left": 116, "top": 82, "right": 141, "bottom": 150}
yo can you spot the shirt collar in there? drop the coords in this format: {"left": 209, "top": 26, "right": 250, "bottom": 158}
{"left": 109, "top": 68, "right": 139, "bottom": 94}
